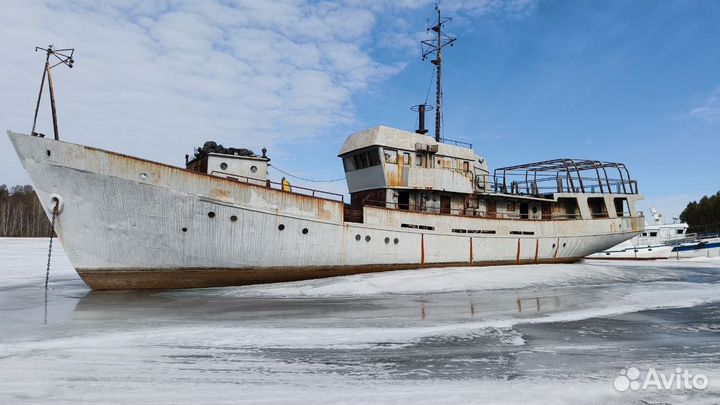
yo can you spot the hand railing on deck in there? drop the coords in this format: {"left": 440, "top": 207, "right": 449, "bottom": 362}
{"left": 357, "top": 200, "right": 621, "bottom": 221}
{"left": 209, "top": 171, "right": 344, "bottom": 203}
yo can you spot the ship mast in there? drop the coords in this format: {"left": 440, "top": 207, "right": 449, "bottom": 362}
{"left": 31, "top": 45, "right": 75, "bottom": 140}
{"left": 421, "top": 5, "right": 456, "bottom": 142}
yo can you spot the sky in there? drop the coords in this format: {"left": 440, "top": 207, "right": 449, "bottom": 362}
{"left": 1, "top": 0, "right": 718, "bottom": 221}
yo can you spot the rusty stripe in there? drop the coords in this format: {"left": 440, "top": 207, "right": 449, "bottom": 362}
{"left": 469, "top": 237, "right": 474, "bottom": 263}
{"left": 516, "top": 239, "right": 521, "bottom": 264}
{"left": 421, "top": 233, "right": 425, "bottom": 265}
{"left": 553, "top": 237, "right": 560, "bottom": 259}
{"left": 534, "top": 239, "right": 539, "bottom": 264}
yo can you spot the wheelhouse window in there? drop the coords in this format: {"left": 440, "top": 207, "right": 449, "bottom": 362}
{"left": 384, "top": 149, "right": 398, "bottom": 164}
{"left": 344, "top": 149, "right": 381, "bottom": 171}
{"left": 353, "top": 152, "right": 369, "bottom": 169}
{"left": 403, "top": 152, "right": 411, "bottom": 165}
{"left": 368, "top": 149, "right": 381, "bottom": 166}
{"left": 342, "top": 157, "right": 355, "bottom": 172}
{"left": 676, "top": 229, "right": 684, "bottom": 235}
{"left": 462, "top": 161, "right": 470, "bottom": 171}
{"left": 649, "top": 232, "right": 658, "bottom": 237}
{"left": 416, "top": 153, "right": 424, "bottom": 167}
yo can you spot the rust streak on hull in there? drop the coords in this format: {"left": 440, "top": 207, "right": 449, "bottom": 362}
{"left": 78, "top": 258, "right": 582, "bottom": 290}
{"left": 469, "top": 237, "right": 473, "bottom": 263}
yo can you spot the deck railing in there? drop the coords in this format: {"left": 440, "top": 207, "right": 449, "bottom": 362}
{"left": 209, "top": 171, "right": 344, "bottom": 202}
{"left": 354, "top": 200, "right": 626, "bottom": 221}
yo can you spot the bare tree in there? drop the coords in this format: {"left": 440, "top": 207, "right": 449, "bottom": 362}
{"left": 0, "top": 184, "right": 54, "bottom": 237}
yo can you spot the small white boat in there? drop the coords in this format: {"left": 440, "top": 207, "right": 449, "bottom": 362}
{"left": 588, "top": 208, "right": 720, "bottom": 260}
{"left": 670, "top": 235, "right": 720, "bottom": 259}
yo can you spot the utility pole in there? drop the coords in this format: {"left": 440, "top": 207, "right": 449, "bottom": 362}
{"left": 421, "top": 5, "right": 456, "bottom": 143}
{"left": 31, "top": 45, "right": 75, "bottom": 140}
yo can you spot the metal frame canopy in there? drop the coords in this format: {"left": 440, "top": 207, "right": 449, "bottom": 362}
{"left": 493, "top": 158, "right": 637, "bottom": 195}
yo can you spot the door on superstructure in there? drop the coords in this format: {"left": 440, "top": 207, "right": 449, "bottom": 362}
{"left": 519, "top": 202, "right": 529, "bottom": 219}
{"left": 440, "top": 196, "right": 451, "bottom": 214}
{"left": 487, "top": 199, "right": 496, "bottom": 218}
{"left": 398, "top": 191, "right": 410, "bottom": 210}
{"left": 541, "top": 202, "right": 552, "bottom": 220}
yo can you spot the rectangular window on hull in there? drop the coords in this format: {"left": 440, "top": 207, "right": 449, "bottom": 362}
{"left": 452, "top": 229, "right": 497, "bottom": 234}
{"left": 416, "top": 154, "right": 423, "bottom": 167}
{"left": 401, "top": 223, "right": 435, "bottom": 231}
{"left": 403, "top": 152, "right": 411, "bottom": 165}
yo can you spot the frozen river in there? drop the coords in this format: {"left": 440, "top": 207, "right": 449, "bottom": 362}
{"left": 1, "top": 238, "right": 719, "bottom": 404}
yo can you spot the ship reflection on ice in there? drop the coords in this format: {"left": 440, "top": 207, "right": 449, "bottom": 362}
{"left": 1, "top": 239, "right": 720, "bottom": 404}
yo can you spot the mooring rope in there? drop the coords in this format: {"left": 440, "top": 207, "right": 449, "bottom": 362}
{"left": 44, "top": 200, "right": 58, "bottom": 324}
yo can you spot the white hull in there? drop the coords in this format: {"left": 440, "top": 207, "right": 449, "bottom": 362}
{"left": 9, "top": 131, "right": 642, "bottom": 289}
{"left": 670, "top": 239, "right": 720, "bottom": 259}
{"left": 588, "top": 244, "right": 675, "bottom": 260}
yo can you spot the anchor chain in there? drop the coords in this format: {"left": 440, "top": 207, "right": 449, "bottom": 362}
{"left": 45, "top": 200, "right": 59, "bottom": 290}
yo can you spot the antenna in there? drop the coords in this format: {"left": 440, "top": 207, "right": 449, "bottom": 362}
{"left": 31, "top": 45, "right": 75, "bottom": 141}
{"left": 421, "top": 4, "right": 456, "bottom": 142}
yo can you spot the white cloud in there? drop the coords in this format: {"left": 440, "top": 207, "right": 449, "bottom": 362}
{"left": 0, "top": 0, "right": 538, "bottom": 187}
{"left": 690, "top": 86, "right": 720, "bottom": 123}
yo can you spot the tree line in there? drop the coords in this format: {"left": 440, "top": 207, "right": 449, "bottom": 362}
{"left": 0, "top": 184, "right": 53, "bottom": 237}
{"left": 680, "top": 191, "right": 720, "bottom": 235}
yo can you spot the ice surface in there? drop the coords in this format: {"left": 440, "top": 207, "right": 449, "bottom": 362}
{"left": 1, "top": 238, "right": 719, "bottom": 404}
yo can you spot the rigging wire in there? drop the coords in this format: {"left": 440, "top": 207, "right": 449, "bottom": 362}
{"left": 415, "top": 68, "right": 436, "bottom": 131}
{"left": 269, "top": 164, "right": 345, "bottom": 183}
{"left": 424, "top": 68, "right": 435, "bottom": 106}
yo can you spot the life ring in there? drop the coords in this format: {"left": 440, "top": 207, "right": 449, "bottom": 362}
{"left": 49, "top": 194, "right": 64, "bottom": 215}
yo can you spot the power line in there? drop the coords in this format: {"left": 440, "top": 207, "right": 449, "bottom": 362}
{"left": 269, "top": 165, "right": 345, "bottom": 183}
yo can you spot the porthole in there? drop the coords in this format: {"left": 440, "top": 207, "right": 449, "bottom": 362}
{"left": 208, "top": 211, "right": 216, "bottom": 218}
{"left": 230, "top": 215, "right": 238, "bottom": 222}
{"left": 139, "top": 172, "right": 148, "bottom": 180}
{"left": 532, "top": 206, "right": 538, "bottom": 214}
{"left": 46, "top": 149, "right": 51, "bottom": 157}
{"left": 250, "top": 165, "right": 258, "bottom": 173}
{"left": 182, "top": 227, "right": 188, "bottom": 232}
{"left": 394, "top": 238, "right": 399, "bottom": 244}
{"left": 384, "top": 237, "right": 390, "bottom": 244}
{"left": 278, "top": 224, "right": 285, "bottom": 231}
{"left": 365, "top": 235, "right": 371, "bottom": 242}
{"left": 302, "top": 228, "right": 309, "bottom": 234}
{"left": 355, "top": 234, "right": 361, "bottom": 241}
{"left": 562, "top": 243, "right": 567, "bottom": 248}
{"left": 220, "top": 162, "right": 228, "bottom": 170}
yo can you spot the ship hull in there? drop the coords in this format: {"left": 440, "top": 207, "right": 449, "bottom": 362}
{"left": 8, "top": 131, "right": 642, "bottom": 290}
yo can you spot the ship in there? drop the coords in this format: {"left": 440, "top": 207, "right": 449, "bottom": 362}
{"left": 588, "top": 208, "right": 720, "bottom": 260}
{"left": 9, "top": 10, "right": 644, "bottom": 290}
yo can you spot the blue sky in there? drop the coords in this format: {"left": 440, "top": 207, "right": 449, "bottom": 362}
{"left": 1, "top": 0, "right": 718, "bottom": 220}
